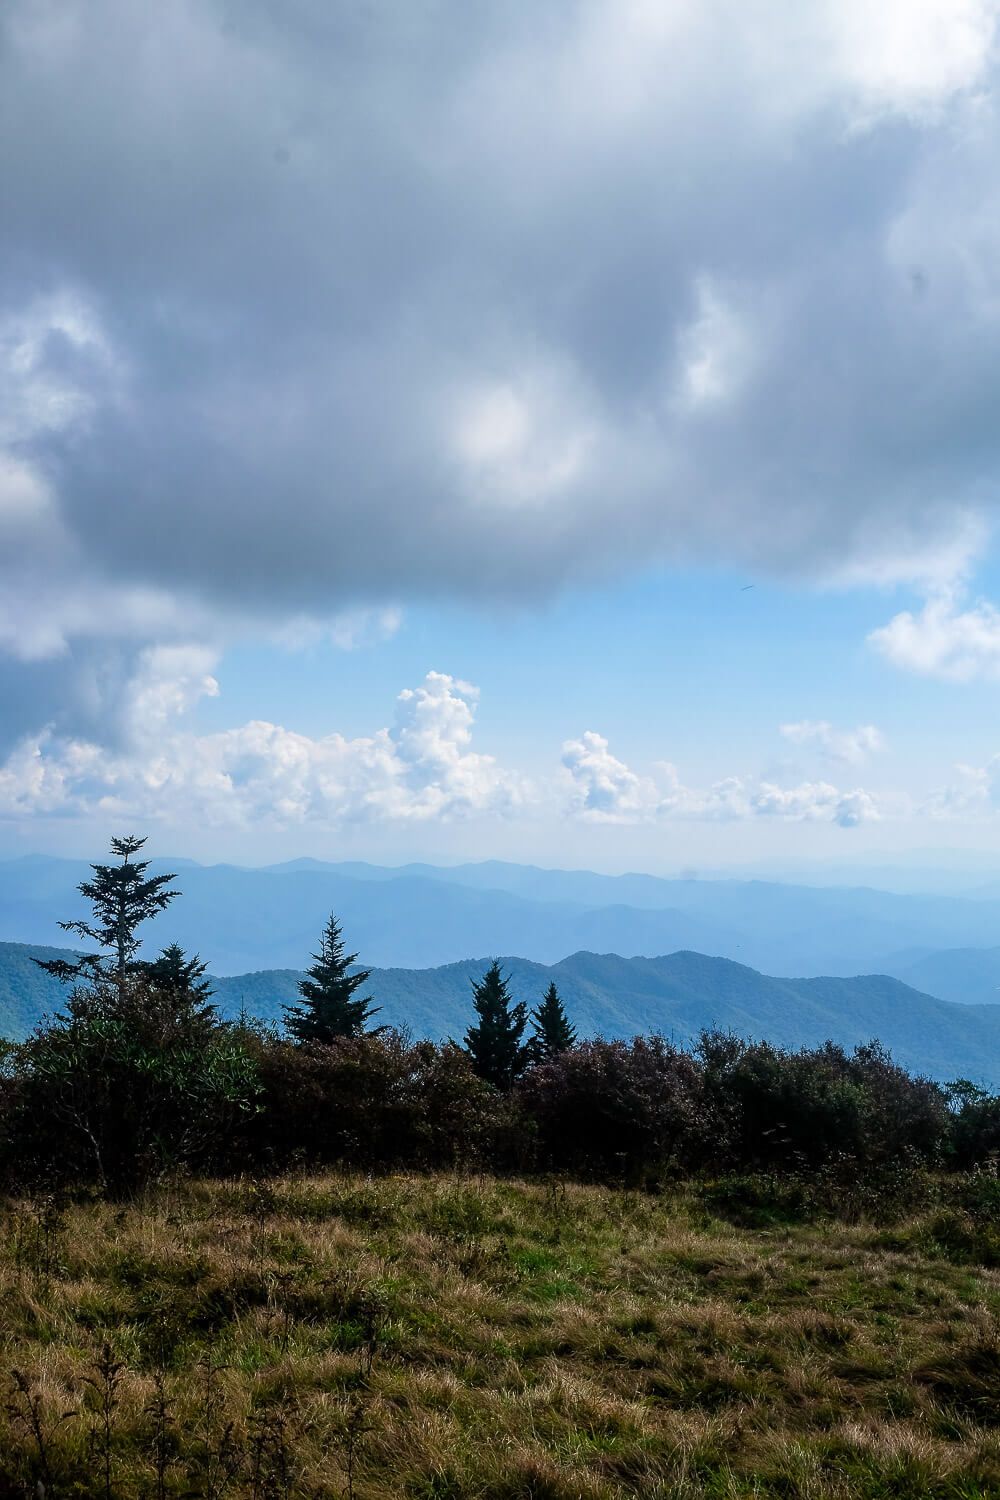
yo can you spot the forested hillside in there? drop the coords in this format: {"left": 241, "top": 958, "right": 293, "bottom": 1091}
{"left": 6, "top": 939, "right": 1000, "bottom": 1084}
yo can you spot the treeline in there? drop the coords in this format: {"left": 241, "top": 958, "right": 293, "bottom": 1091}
{"left": 3, "top": 836, "right": 1000, "bottom": 1198}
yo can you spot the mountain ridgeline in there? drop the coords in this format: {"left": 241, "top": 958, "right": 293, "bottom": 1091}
{"left": 5, "top": 939, "right": 1000, "bottom": 1087}
{"left": 6, "top": 854, "right": 1000, "bottom": 984}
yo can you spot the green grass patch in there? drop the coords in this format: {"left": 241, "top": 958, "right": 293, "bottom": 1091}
{"left": 0, "top": 1174, "right": 999, "bottom": 1495}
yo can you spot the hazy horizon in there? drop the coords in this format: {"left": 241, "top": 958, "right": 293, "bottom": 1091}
{"left": 8, "top": 842, "right": 1000, "bottom": 897}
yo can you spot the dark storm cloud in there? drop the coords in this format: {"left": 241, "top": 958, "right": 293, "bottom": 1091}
{"left": 2, "top": 0, "right": 1000, "bottom": 744}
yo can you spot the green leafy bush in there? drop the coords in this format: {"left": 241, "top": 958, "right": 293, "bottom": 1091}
{"left": 4, "top": 977, "right": 259, "bottom": 1194}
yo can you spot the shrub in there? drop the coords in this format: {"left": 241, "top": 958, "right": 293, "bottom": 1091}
{"left": 405, "top": 1041, "right": 517, "bottom": 1170}
{"left": 947, "top": 1080, "right": 1000, "bottom": 1169}
{"left": 849, "top": 1041, "right": 949, "bottom": 1166}
{"left": 697, "top": 1033, "right": 862, "bottom": 1170}
{"left": 6, "top": 978, "right": 260, "bottom": 1194}
{"left": 696, "top": 1032, "right": 949, "bottom": 1175}
{"left": 247, "top": 1033, "right": 510, "bottom": 1173}
{"left": 250, "top": 1031, "right": 416, "bottom": 1169}
{"left": 516, "top": 1036, "right": 704, "bottom": 1183}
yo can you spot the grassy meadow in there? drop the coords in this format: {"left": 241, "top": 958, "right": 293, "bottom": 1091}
{"left": 2, "top": 1172, "right": 1000, "bottom": 1498}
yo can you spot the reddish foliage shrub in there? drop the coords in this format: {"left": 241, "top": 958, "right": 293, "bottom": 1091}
{"left": 243, "top": 1031, "right": 510, "bottom": 1172}
{"left": 516, "top": 1036, "right": 706, "bottom": 1182}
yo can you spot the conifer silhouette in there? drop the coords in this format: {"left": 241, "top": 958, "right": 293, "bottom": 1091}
{"left": 529, "top": 981, "right": 576, "bottom": 1061}
{"left": 464, "top": 960, "right": 529, "bottom": 1089}
{"left": 283, "top": 913, "right": 377, "bottom": 1042}
{"left": 34, "top": 835, "right": 178, "bottom": 999}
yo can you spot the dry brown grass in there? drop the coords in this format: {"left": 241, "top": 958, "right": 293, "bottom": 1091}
{"left": 0, "top": 1173, "right": 998, "bottom": 1496}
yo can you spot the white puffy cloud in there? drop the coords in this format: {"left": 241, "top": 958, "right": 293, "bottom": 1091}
{"left": 561, "top": 732, "right": 881, "bottom": 826}
{"left": 779, "top": 720, "right": 886, "bottom": 764}
{"left": 869, "top": 592, "right": 1000, "bottom": 680}
{"left": 0, "top": 666, "right": 527, "bottom": 827}
{"left": 655, "top": 763, "right": 752, "bottom": 821}
{"left": 750, "top": 781, "right": 880, "bottom": 828}
{"left": 451, "top": 362, "right": 597, "bottom": 509}
{"left": 670, "top": 277, "right": 755, "bottom": 413}
{"left": 2, "top": 670, "right": 891, "bottom": 834}
{"left": 122, "top": 645, "right": 220, "bottom": 735}
{"left": 561, "top": 732, "right": 655, "bottom": 821}
{"left": 0, "top": 732, "right": 105, "bottom": 818}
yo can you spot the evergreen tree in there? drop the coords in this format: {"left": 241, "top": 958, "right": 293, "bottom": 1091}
{"left": 144, "top": 941, "right": 213, "bottom": 999}
{"left": 34, "top": 835, "right": 178, "bottom": 999}
{"left": 529, "top": 981, "right": 576, "bottom": 1061}
{"left": 141, "top": 942, "right": 217, "bottom": 1030}
{"left": 464, "top": 960, "right": 529, "bottom": 1090}
{"left": 283, "top": 913, "right": 378, "bottom": 1043}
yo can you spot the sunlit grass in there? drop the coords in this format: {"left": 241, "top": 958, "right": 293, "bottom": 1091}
{"left": 1, "top": 1173, "right": 1000, "bottom": 1495}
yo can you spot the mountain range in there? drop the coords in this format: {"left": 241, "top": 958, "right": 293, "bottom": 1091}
{"left": 5, "top": 853, "right": 1000, "bottom": 1082}
{"left": 5, "top": 853, "right": 1000, "bottom": 981}
{"left": 4, "top": 938, "right": 1000, "bottom": 1087}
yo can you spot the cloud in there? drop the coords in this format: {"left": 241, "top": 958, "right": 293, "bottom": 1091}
{"left": 452, "top": 362, "right": 596, "bottom": 508}
{"left": 0, "top": 666, "right": 527, "bottom": 828}
{"left": 1, "top": 662, "right": 887, "bottom": 834}
{"left": 4, "top": 0, "right": 1000, "bottom": 734}
{"left": 122, "top": 646, "right": 220, "bottom": 736}
{"left": 926, "top": 756, "right": 1000, "bottom": 817}
{"left": 670, "top": 277, "right": 755, "bottom": 413}
{"left": 830, "top": 0, "right": 998, "bottom": 120}
{"left": 0, "top": 288, "right": 121, "bottom": 449}
{"left": 869, "top": 592, "right": 1000, "bottom": 679}
{"left": 779, "top": 720, "right": 887, "bottom": 764}
{"left": 270, "top": 608, "right": 403, "bottom": 654}
{"left": 750, "top": 781, "right": 880, "bottom": 828}
{"left": 896, "top": 750, "right": 1000, "bottom": 822}
{"left": 0, "top": 732, "right": 105, "bottom": 819}
{"left": 560, "top": 732, "right": 655, "bottom": 821}
{"left": 656, "top": 763, "right": 754, "bottom": 822}
{"left": 562, "top": 732, "right": 881, "bottom": 826}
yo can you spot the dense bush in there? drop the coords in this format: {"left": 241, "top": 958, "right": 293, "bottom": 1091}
{"left": 2, "top": 978, "right": 259, "bottom": 1195}
{"left": 849, "top": 1041, "right": 951, "bottom": 1164}
{"left": 241, "top": 1031, "right": 510, "bottom": 1172}
{"left": 243, "top": 1029, "right": 419, "bottom": 1169}
{"left": 0, "top": 1003, "right": 989, "bottom": 1197}
{"left": 516, "top": 1036, "right": 706, "bottom": 1182}
{"left": 947, "top": 1080, "right": 1000, "bottom": 1169}
{"left": 696, "top": 1033, "right": 950, "bottom": 1173}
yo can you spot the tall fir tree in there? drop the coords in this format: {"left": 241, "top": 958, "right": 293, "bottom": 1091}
{"left": 141, "top": 942, "right": 217, "bottom": 1030}
{"left": 34, "top": 835, "right": 178, "bottom": 1000}
{"left": 529, "top": 981, "right": 576, "bottom": 1061}
{"left": 283, "top": 913, "right": 378, "bottom": 1043}
{"left": 464, "top": 960, "right": 529, "bottom": 1090}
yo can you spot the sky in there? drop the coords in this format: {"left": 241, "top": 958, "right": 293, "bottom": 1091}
{"left": 6, "top": 0, "right": 1000, "bottom": 873}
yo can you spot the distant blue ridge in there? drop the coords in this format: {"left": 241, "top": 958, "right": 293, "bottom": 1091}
{"left": 4, "top": 938, "right": 1000, "bottom": 1090}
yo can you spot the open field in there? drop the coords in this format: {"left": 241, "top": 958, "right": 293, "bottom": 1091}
{"left": 2, "top": 1174, "right": 1000, "bottom": 1497}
